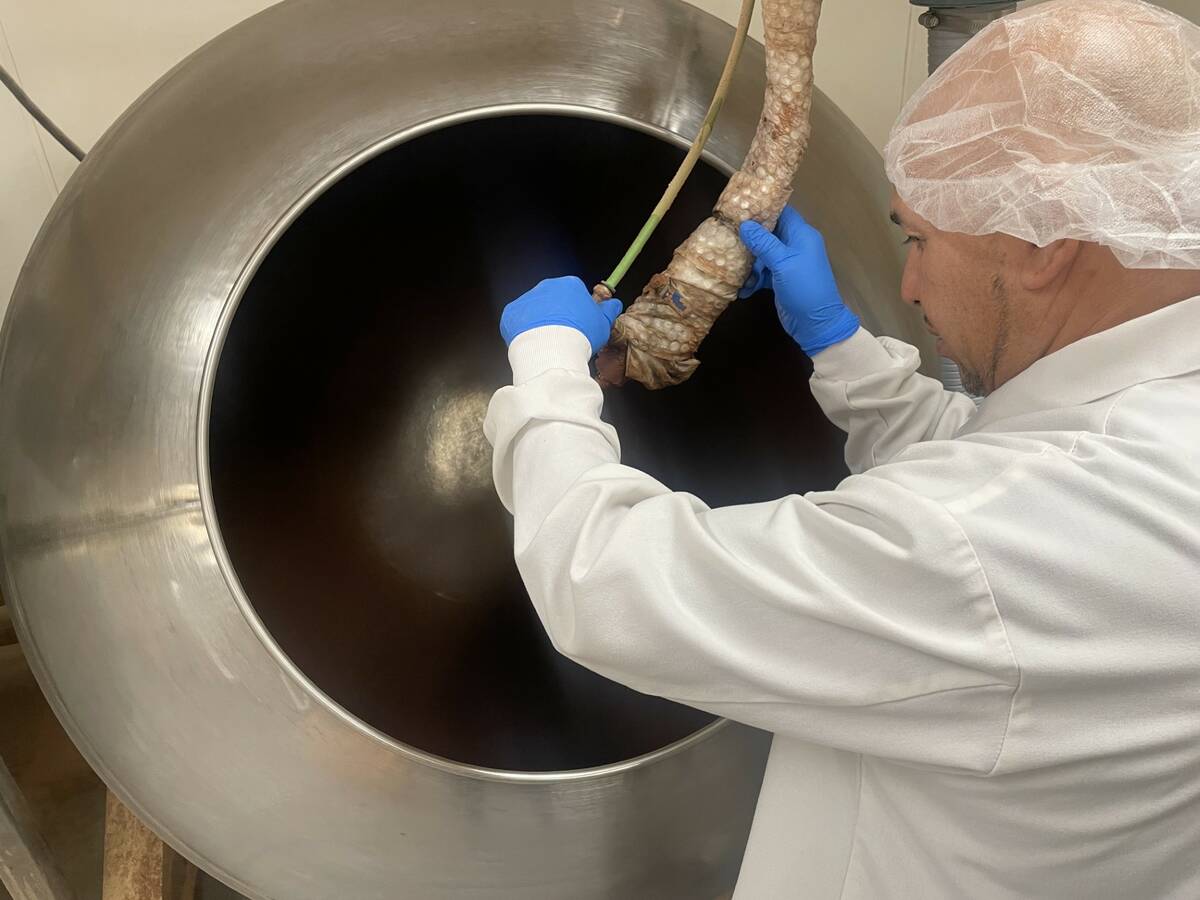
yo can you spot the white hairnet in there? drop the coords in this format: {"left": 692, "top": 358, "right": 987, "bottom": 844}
{"left": 884, "top": 0, "right": 1200, "bottom": 269}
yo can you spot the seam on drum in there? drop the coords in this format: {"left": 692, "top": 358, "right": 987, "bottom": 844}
{"left": 2, "top": 498, "right": 202, "bottom": 556}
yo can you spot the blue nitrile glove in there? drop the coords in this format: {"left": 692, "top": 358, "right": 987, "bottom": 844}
{"left": 500, "top": 276, "right": 624, "bottom": 356}
{"left": 738, "top": 207, "right": 860, "bottom": 356}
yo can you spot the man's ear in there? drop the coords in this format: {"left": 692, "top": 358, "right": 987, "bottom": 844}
{"left": 1021, "top": 239, "right": 1082, "bottom": 292}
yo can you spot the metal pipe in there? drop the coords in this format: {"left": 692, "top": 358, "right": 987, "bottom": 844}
{"left": 915, "top": 1, "right": 1018, "bottom": 72}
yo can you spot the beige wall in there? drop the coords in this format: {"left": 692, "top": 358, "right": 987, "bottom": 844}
{"left": 0, "top": 0, "right": 277, "bottom": 314}
{"left": 1, "top": 0, "right": 1198, "bottom": 314}
{"left": 691, "top": 0, "right": 932, "bottom": 151}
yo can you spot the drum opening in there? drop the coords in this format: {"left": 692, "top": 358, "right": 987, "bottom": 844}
{"left": 207, "top": 114, "right": 847, "bottom": 771}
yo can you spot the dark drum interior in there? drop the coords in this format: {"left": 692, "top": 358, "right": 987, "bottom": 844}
{"left": 208, "top": 114, "right": 849, "bottom": 771}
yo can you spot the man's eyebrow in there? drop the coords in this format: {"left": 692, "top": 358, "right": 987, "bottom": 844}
{"left": 889, "top": 210, "right": 902, "bottom": 227}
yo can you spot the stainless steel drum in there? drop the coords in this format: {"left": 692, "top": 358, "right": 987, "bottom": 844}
{"left": 0, "top": 0, "right": 933, "bottom": 897}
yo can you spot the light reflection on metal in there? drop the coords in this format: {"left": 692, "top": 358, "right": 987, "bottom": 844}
{"left": 423, "top": 389, "right": 493, "bottom": 500}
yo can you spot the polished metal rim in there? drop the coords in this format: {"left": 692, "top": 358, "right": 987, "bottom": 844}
{"left": 195, "top": 101, "right": 738, "bottom": 786}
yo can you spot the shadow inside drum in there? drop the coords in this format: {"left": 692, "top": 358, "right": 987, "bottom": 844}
{"left": 207, "top": 114, "right": 848, "bottom": 771}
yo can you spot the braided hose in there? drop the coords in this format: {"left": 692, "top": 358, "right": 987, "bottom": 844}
{"left": 598, "top": 0, "right": 824, "bottom": 389}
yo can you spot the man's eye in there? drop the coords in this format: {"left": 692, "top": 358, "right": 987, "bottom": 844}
{"left": 903, "top": 236, "right": 921, "bottom": 246}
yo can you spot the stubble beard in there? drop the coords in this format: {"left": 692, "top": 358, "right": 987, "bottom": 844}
{"left": 958, "top": 274, "right": 1010, "bottom": 397}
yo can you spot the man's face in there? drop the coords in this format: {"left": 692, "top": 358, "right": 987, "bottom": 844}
{"left": 890, "top": 192, "right": 1015, "bottom": 396}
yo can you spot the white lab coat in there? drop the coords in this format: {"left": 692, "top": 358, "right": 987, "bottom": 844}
{"left": 483, "top": 295, "right": 1200, "bottom": 899}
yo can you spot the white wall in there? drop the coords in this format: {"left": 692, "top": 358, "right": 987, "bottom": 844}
{"left": 0, "top": 0, "right": 276, "bottom": 314}
{"left": 1, "top": 0, "right": 1198, "bottom": 316}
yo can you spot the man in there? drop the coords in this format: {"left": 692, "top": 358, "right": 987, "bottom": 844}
{"left": 484, "top": 0, "right": 1200, "bottom": 896}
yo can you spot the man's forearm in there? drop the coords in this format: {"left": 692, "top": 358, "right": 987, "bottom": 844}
{"left": 485, "top": 326, "right": 623, "bottom": 549}
{"left": 810, "top": 328, "right": 977, "bottom": 472}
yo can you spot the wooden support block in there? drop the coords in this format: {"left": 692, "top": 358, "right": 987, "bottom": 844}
{"left": 0, "top": 752, "right": 74, "bottom": 900}
{"left": 102, "top": 793, "right": 197, "bottom": 900}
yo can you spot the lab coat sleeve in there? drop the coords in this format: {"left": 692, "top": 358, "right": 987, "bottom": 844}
{"left": 809, "top": 328, "right": 978, "bottom": 473}
{"left": 484, "top": 326, "right": 1019, "bottom": 774}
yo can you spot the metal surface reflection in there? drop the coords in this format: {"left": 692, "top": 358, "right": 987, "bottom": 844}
{"left": 422, "top": 389, "right": 493, "bottom": 500}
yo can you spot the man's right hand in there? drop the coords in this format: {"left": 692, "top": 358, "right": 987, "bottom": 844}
{"left": 739, "top": 207, "right": 861, "bottom": 356}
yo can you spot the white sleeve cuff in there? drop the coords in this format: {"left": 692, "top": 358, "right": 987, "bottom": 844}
{"left": 811, "top": 327, "right": 903, "bottom": 382}
{"left": 508, "top": 326, "right": 594, "bottom": 385}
